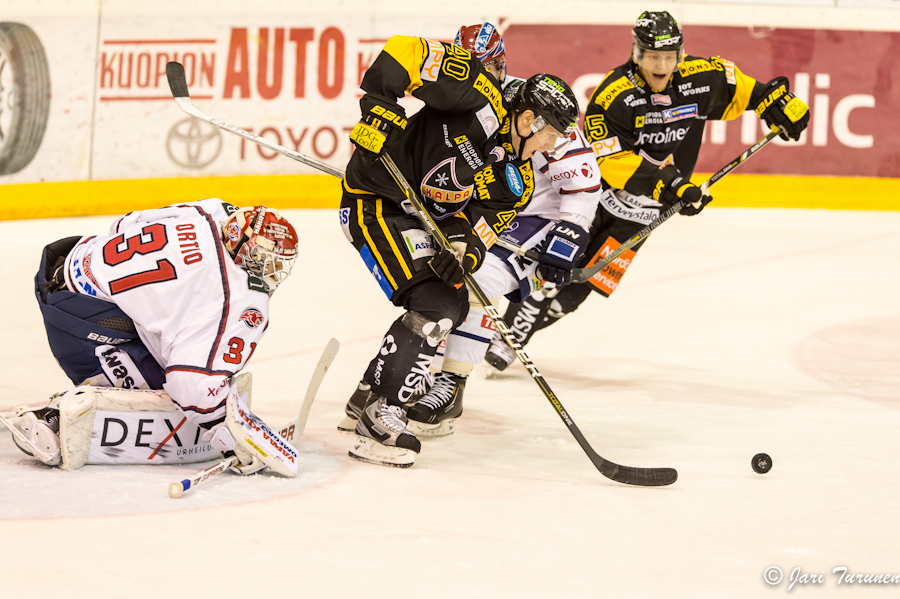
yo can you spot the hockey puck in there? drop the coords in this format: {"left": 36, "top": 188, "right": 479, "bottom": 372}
{"left": 752, "top": 453, "right": 772, "bottom": 474}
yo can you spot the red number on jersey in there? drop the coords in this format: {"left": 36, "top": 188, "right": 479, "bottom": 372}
{"left": 223, "top": 338, "right": 257, "bottom": 365}
{"left": 104, "top": 224, "right": 169, "bottom": 266}
{"left": 103, "top": 224, "right": 178, "bottom": 295}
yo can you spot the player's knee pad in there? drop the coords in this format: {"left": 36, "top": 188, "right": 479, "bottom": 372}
{"left": 403, "top": 280, "right": 469, "bottom": 328}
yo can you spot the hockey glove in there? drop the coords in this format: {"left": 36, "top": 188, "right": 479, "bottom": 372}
{"left": 428, "top": 219, "right": 487, "bottom": 287}
{"left": 537, "top": 221, "right": 589, "bottom": 286}
{"left": 654, "top": 165, "right": 713, "bottom": 216}
{"left": 349, "top": 93, "right": 407, "bottom": 160}
{"left": 206, "top": 425, "right": 267, "bottom": 476}
{"left": 754, "top": 77, "right": 810, "bottom": 142}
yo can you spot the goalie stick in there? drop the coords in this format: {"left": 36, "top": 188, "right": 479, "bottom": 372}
{"left": 164, "top": 61, "right": 673, "bottom": 487}
{"left": 168, "top": 338, "right": 340, "bottom": 498}
{"left": 380, "top": 153, "right": 676, "bottom": 487}
{"left": 493, "top": 127, "right": 782, "bottom": 283}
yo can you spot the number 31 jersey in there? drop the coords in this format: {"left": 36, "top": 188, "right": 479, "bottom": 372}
{"left": 63, "top": 199, "right": 271, "bottom": 428}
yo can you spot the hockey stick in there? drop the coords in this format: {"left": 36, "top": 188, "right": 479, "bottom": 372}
{"left": 380, "top": 152, "right": 677, "bottom": 487}
{"left": 165, "top": 62, "right": 343, "bottom": 178}
{"left": 565, "top": 127, "right": 782, "bottom": 284}
{"left": 167, "top": 338, "right": 340, "bottom": 498}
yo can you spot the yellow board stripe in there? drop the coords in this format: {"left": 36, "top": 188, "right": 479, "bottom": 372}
{"left": 0, "top": 174, "right": 342, "bottom": 221}
{"left": 2, "top": 173, "right": 900, "bottom": 223}
{"left": 357, "top": 199, "right": 398, "bottom": 290}
{"left": 375, "top": 199, "right": 412, "bottom": 280}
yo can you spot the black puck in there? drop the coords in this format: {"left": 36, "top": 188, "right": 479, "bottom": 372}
{"left": 752, "top": 453, "right": 772, "bottom": 474}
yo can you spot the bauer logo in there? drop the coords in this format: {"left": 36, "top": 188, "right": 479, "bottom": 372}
{"left": 505, "top": 163, "right": 524, "bottom": 196}
{"left": 401, "top": 229, "right": 436, "bottom": 260}
{"left": 240, "top": 308, "right": 265, "bottom": 328}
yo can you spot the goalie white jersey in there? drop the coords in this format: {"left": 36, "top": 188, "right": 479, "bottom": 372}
{"left": 62, "top": 199, "right": 272, "bottom": 429}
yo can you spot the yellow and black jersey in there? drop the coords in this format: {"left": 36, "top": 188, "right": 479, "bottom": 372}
{"left": 583, "top": 55, "right": 765, "bottom": 197}
{"left": 344, "top": 35, "right": 533, "bottom": 243}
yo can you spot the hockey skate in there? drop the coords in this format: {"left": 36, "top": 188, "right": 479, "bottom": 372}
{"left": 484, "top": 334, "right": 516, "bottom": 372}
{"left": 2, "top": 404, "right": 62, "bottom": 466}
{"left": 349, "top": 395, "right": 421, "bottom": 468}
{"left": 337, "top": 381, "right": 370, "bottom": 432}
{"left": 406, "top": 372, "right": 466, "bottom": 438}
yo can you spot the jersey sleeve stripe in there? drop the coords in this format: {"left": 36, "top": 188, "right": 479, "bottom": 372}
{"left": 559, "top": 184, "right": 603, "bottom": 195}
{"left": 166, "top": 365, "right": 236, "bottom": 377}
{"left": 171, "top": 398, "right": 227, "bottom": 415}
{"left": 189, "top": 206, "right": 231, "bottom": 370}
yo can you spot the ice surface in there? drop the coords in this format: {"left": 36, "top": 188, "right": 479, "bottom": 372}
{"left": 1, "top": 207, "right": 899, "bottom": 598}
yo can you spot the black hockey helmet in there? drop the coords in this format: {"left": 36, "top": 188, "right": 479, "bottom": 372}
{"left": 632, "top": 11, "right": 683, "bottom": 54}
{"left": 509, "top": 73, "right": 579, "bottom": 137}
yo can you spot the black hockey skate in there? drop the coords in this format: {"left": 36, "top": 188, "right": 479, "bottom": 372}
{"left": 405, "top": 372, "right": 466, "bottom": 438}
{"left": 337, "top": 381, "right": 370, "bottom": 432}
{"left": 349, "top": 395, "right": 421, "bottom": 468}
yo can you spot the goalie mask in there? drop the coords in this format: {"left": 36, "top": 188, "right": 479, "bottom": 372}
{"left": 223, "top": 206, "right": 298, "bottom": 292}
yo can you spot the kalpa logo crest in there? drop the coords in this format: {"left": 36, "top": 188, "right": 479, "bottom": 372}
{"left": 240, "top": 308, "right": 265, "bottom": 328}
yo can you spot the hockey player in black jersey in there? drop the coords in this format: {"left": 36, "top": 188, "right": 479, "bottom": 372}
{"left": 339, "top": 34, "right": 575, "bottom": 467}
{"left": 484, "top": 10, "right": 810, "bottom": 370}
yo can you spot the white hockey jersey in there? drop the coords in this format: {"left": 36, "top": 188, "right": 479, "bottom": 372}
{"left": 523, "top": 128, "right": 603, "bottom": 226}
{"left": 63, "top": 199, "right": 271, "bottom": 428}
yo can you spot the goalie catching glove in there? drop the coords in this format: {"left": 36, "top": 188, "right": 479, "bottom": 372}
{"left": 654, "top": 164, "right": 713, "bottom": 217}
{"left": 349, "top": 93, "right": 408, "bottom": 159}
{"left": 538, "top": 221, "right": 589, "bottom": 286}
{"left": 428, "top": 218, "right": 486, "bottom": 287}
{"left": 754, "top": 77, "right": 810, "bottom": 142}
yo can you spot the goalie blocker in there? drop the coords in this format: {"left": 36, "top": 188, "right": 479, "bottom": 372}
{"left": 3, "top": 373, "right": 298, "bottom": 477}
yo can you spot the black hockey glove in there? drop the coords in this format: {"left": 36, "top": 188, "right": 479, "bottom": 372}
{"left": 754, "top": 77, "right": 810, "bottom": 142}
{"left": 654, "top": 165, "right": 713, "bottom": 217}
{"left": 428, "top": 219, "right": 487, "bottom": 287}
{"left": 349, "top": 93, "right": 407, "bottom": 160}
{"left": 537, "top": 221, "right": 589, "bottom": 286}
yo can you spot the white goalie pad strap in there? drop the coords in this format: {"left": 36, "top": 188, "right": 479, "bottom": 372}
{"left": 225, "top": 377, "right": 299, "bottom": 478}
{"left": 58, "top": 387, "right": 98, "bottom": 471}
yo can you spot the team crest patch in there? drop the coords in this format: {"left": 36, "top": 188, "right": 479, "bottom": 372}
{"left": 490, "top": 146, "right": 505, "bottom": 162}
{"left": 504, "top": 163, "right": 524, "bottom": 196}
{"left": 227, "top": 222, "right": 241, "bottom": 243}
{"left": 421, "top": 158, "right": 474, "bottom": 207}
{"left": 662, "top": 103, "right": 698, "bottom": 123}
{"left": 240, "top": 308, "right": 265, "bottom": 328}
{"left": 651, "top": 94, "right": 672, "bottom": 106}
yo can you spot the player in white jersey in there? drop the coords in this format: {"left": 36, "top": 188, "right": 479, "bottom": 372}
{"left": 7, "top": 199, "right": 302, "bottom": 476}
{"left": 336, "top": 24, "right": 601, "bottom": 437}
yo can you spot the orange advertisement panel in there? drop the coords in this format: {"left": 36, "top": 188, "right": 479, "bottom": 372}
{"left": 585, "top": 236, "right": 637, "bottom": 296}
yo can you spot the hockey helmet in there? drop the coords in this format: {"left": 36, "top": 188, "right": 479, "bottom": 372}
{"left": 508, "top": 74, "right": 579, "bottom": 158}
{"left": 632, "top": 11, "right": 684, "bottom": 60}
{"left": 454, "top": 22, "right": 506, "bottom": 82}
{"left": 223, "top": 206, "right": 298, "bottom": 292}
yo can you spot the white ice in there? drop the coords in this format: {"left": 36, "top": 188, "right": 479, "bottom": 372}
{"left": 1, "top": 207, "right": 899, "bottom": 598}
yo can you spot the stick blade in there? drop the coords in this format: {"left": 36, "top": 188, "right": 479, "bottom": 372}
{"left": 604, "top": 464, "right": 678, "bottom": 487}
{"left": 166, "top": 61, "right": 189, "bottom": 98}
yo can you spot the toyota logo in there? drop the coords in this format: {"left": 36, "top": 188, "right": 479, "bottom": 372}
{"left": 166, "top": 116, "right": 221, "bottom": 168}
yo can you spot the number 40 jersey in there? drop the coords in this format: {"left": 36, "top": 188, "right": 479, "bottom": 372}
{"left": 63, "top": 199, "right": 272, "bottom": 428}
